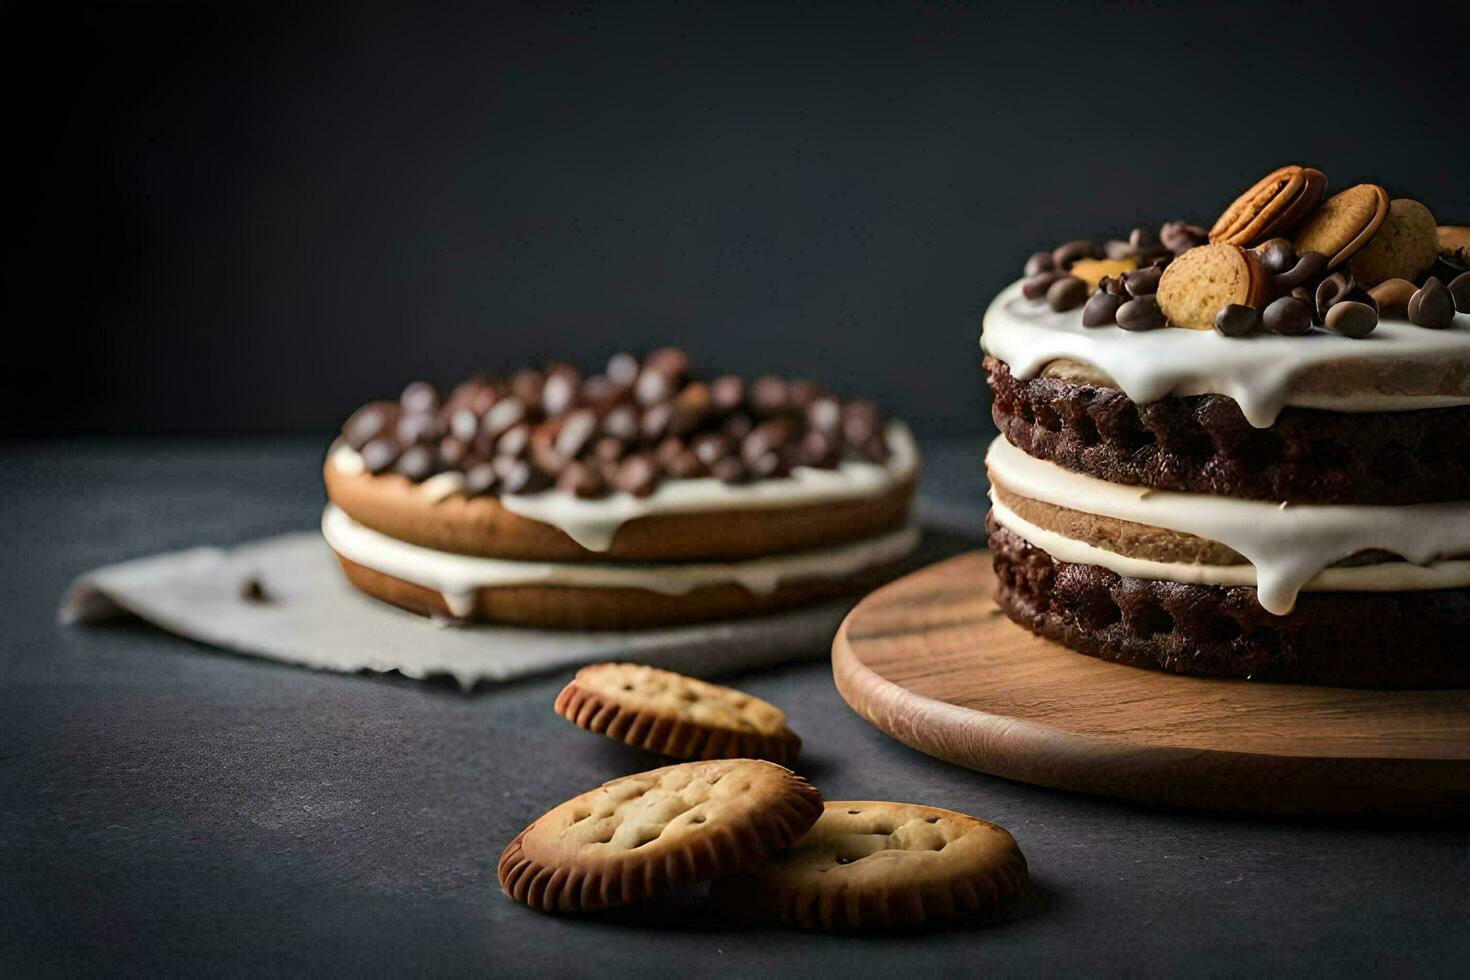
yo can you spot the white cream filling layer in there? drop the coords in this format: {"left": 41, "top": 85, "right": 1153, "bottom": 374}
{"left": 330, "top": 421, "right": 918, "bottom": 552}
{"left": 981, "top": 280, "right": 1470, "bottom": 427}
{"left": 323, "top": 505, "right": 920, "bottom": 617}
{"left": 990, "top": 495, "right": 1470, "bottom": 598}
{"left": 985, "top": 436, "right": 1470, "bottom": 614}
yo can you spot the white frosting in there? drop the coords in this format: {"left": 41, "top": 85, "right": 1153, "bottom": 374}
{"left": 985, "top": 436, "right": 1470, "bottom": 614}
{"left": 322, "top": 505, "right": 920, "bottom": 617}
{"left": 990, "top": 495, "right": 1470, "bottom": 597}
{"left": 330, "top": 421, "right": 918, "bottom": 552}
{"left": 981, "top": 280, "right": 1470, "bottom": 427}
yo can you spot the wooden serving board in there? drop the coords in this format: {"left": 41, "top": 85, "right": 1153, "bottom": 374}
{"left": 832, "top": 551, "right": 1470, "bottom": 815}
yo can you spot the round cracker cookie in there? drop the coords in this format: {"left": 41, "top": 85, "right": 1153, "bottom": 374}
{"left": 555, "top": 663, "right": 801, "bottom": 764}
{"left": 713, "top": 801, "right": 1028, "bottom": 930}
{"left": 1347, "top": 199, "right": 1440, "bottom": 287}
{"left": 1293, "top": 183, "right": 1389, "bottom": 268}
{"left": 1156, "top": 243, "right": 1263, "bottom": 329}
{"left": 498, "top": 759, "right": 822, "bottom": 914}
{"left": 1209, "top": 165, "right": 1326, "bottom": 247}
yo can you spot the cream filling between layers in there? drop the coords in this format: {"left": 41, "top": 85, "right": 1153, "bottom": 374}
{"left": 981, "top": 279, "right": 1470, "bottom": 427}
{"left": 985, "top": 436, "right": 1470, "bottom": 614}
{"left": 322, "top": 505, "right": 920, "bottom": 617}
{"left": 330, "top": 421, "right": 918, "bottom": 551}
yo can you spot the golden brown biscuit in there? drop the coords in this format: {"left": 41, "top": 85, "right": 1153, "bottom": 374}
{"left": 1293, "top": 183, "right": 1389, "bottom": 268}
{"left": 1347, "top": 199, "right": 1440, "bottom": 287}
{"left": 498, "top": 759, "right": 822, "bottom": 913}
{"left": 712, "top": 801, "right": 1028, "bottom": 930}
{"left": 331, "top": 544, "right": 913, "bottom": 630}
{"left": 1209, "top": 166, "right": 1326, "bottom": 247}
{"left": 1156, "top": 243, "right": 1263, "bottom": 329}
{"left": 323, "top": 453, "right": 915, "bottom": 563}
{"left": 1068, "top": 256, "right": 1137, "bottom": 290}
{"left": 1436, "top": 226, "right": 1470, "bottom": 271}
{"left": 554, "top": 663, "right": 801, "bottom": 764}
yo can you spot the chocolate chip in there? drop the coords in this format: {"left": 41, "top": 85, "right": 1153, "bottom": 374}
{"left": 1128, "top": 226, "right": 1157, "bottom": 253}
{"left": 1273, "top": 251, "right": 1328, "bottom": 290}
{"left": 691, "top": 432, "right": 732, "bottom": 467}
{"left": 395, "top": 411, "right": 441, "bottom": 446}
{"left": 1324, "top": 301, "right": 1378, "bottom": 339}
{"left": 1314, "top": 272, "right": 1355, "bottom": 320}
{"left": 482, "top": 397, "right": 526, "bottom": 438}
{"left": 1160, "top": 221, "right": 1208, "bottom": 254}
{"left": 742, "top": 419, "right": 793, "bottom": 467}
{"left": 555, "top": 461, "right": 605, "bottom": 498}
{"left": 655, "top": 438, "right": 703, "bottom": 479}
{"left": 601, "top": 404, "right": 638, "bottom": 442}
{"left": 644, "top": 347, "right": 690, "bottom": 380}
{"left": 342, "top": 401, "right": 397, "bottom": 450}
{"left": 857, "top": 435, "right": 890, "bottom": 463}
{"left": 1450, "top": 272, "right": 1470, "bottom": 314}
{"left": 467, "top": 384, "right": 499, "bottom": 415}
{"left": 1290, "top": 286, "right": 1324, "bottom": 325}
{"left": 1408, "top": 277, "right": 1456, "bottom": 329}
{"left": 1046, "top": 276, "right": 1088, "bottom": 312}
{"left": 1098, "top": 275, "right": 1129, "bottom": 297}
{"left": 841, "top": 401, "right": 880, "bottom": 446}
{"left": 438, "top": 435, "right": 470, "bottom": 468}
{"left": 709, "top": 375, "right": 745, "bottom": 413}
{"left": 1263, "top": 296, "right": 1314, "bottom": 336}
{"left": 606, "top": 352, "right": 639, "bottom": 385}
{"left": 450, "top": 408, "right": 479, "bottom": 443}
{"left": 721, "top": 412, "right": 753, "bottom": 441}
{"left": 793, "top": 428, "right": 838, "bottom": 468}
{"left": 1081, "top": 290, "right": 1124, "bottom": 327}
{"left": 635, "top": 367, "right": 673, "bottom": 407}
{"left": 669, "top": 382, "right": 711, "bottom": 435}
{"left": 749, "top": 375, "right": 789, "bottom": 416}
{"left": 1259, "top": 238, "right": 1296, "bottom": 275}
{"left": 360, "top": 437, "right": 400, "bottom": 473}
{"left": 1123, "top": 266, "right": 1163, "bottom": 297}
{"left": 496, "top": 422, "right": 531, "bottom": 459}
{"left": 554, "top": 409, "right": 597, "bottom": 460}
{"left": 580, "top": 374, "right": 626, "bottom": 413}
{"left": 613, "top": 454, "right": 659, "bottom": 497}
{"left": 239, "top": 576, "right": 270, "bottom": 603}
{"left": 395, "top": 444, "right": 437, "bottom": 481}
{"left": 1021, "top": 271, "right": 1065, "bottom": 300}
{"left": 710, "top": 456, "right": 747, "bottom": 484}
{"left": 1051, "top": 240, "right": 1099, "bottom": 269}
{"left": 640, "top": 401, "right": 674, "bottom": 442}
{"left": 495, "top": 457, "right": 545, "bottom": 495}
{"left": 542, "top": 369, "right": 579, "bottom": 417}
{"left": 400, "top": 381, "right": 438, "bottom": 415}
{"left": 529, "top": 423, "right": 564, "bottom": 474}
{"left": 1116, "top": 296, "right": 1165, "bottom": 331}
{"left": 1369, "top": 278, "right": 1417, "bottom": 319}
{"left": 1213, "top": 303, "right": 1260, "bottom": 337}
{"left": 510, "top": 370, "right": 544, "bottom": 409}
{"left": 1023, "top": 250, "right": 1054, "bottom": 277}
{"left": 592, "top": 436, "right": 625, "bottom": 464}
{"left": 1105, "top": 240, "right": 1134, "bottom": 261}
{"left": 464, "top": 462, "right": 498, "bottom": 496}
{"left": 805, "top": 396, "right": 841, "bottom": 433}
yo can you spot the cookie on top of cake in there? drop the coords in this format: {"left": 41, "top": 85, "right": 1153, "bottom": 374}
{"left": 982, "top": 165, "right": 1470, "bottom": 688}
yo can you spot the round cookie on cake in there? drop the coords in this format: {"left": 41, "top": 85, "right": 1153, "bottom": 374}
{"left": 982, "top": 166, "right": 1470, "bottom": 688}
{"left": 323, "top": 349, "right": 919, "bottom": 629}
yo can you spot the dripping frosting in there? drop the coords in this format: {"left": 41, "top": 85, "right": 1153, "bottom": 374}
{"left": 984, "top": 436, "right": 1470, "bottom": 615}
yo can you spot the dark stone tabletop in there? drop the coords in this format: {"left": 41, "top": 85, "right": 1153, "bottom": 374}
{"left": 4, "top": 436, "right": 1468, "bottom": 977}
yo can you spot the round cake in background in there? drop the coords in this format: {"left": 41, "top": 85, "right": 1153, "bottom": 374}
{"left": 983, "top": 167, "right": 1470, "bottom": 688}
{"left": 322, "top": 348, "right": 920, "bottom": 629}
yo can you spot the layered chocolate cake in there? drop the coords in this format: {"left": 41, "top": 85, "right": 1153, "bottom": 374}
{"left": 323, "top": 349, "right": 918, "bottom": 628}
{"left": 982, "top": 166, "right": 1470, "bottom": 688}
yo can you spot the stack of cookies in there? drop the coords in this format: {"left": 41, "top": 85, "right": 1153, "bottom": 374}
{"left": 982, "top": 165, "right": 1470, "bottom": 687}
{"left": 321, "top": 350, "right": 919, "bottom": 629}
{"left": 498, "top": 663, "right": 1029, "bottom": 931}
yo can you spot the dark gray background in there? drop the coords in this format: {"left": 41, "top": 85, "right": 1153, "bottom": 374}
{"left": 5, "top": 0, "right": 1467, "bottom": 435}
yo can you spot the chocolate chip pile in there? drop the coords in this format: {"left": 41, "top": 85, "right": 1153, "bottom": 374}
{"left": 337, "top": 350, "right": 893, "bottom": 499}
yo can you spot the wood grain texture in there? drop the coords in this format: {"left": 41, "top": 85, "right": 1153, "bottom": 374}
{"left": 832, "top": 551, "right": 1470, "bottom": 815}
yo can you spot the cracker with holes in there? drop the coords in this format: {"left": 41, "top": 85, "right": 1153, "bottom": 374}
{"left": 1156, "top": 243, "right": 1264, "bottom": 329}
{"left": 713, "top": 801, "right": 1027, "bottom": 930}
{"left": 498, "top": 758, "right": 822, "bottom": 913}
{"left": 554, "top": 663, "right": 801, "bottom": 764}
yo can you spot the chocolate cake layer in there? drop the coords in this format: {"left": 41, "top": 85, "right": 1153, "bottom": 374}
{"left": 986, "top": 356, "right": 1470, "bottom": 505}
{"left": 987, "top": 514, "right": 1470, "bottom": 689}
